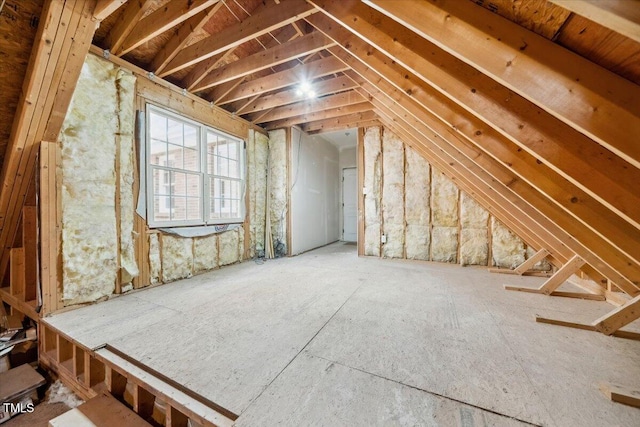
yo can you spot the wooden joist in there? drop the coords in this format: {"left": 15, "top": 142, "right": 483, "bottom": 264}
{"left": 104, "top": 0, "right": 154, "bottom": 54}
{"left": 301, "top": 110, "right": 379, "bottom": 134}
{"left": 505, "top": 255, "right": 586, "bottom": 295}
{"left": 93, "top": 0, "right": 128, "bottom": 21}
{"left": 192, "top": 32, "right": 335, "bottom": 92}
{"left": 158, "top": 0, "right": 317, "bottom": 77}
{"left": 600, "top": 383, "right": 640, "bottom": 408}
{"left": 117, "top": 0, "right": 217, "bottom": 55}
{"left": 214, "top": 55, "right": 349, "bottom": 105}
{"left": 263, "top": 102, "right": 372, "bottom": 130}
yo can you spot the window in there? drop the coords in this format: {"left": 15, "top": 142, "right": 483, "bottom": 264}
{"left": 146, "top": 104, "right": 245, "bottom": 227}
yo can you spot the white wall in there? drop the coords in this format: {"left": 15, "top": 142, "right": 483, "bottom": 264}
{"left": 339, "top": 147, "right": 357, "bottom": 240}
{"left": 290, "top": 128, "right": 340, "bottom": 255}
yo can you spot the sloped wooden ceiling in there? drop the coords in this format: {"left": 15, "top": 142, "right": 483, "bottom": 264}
{"left": 0, "top": 0, "right": 639, "bottom": 332}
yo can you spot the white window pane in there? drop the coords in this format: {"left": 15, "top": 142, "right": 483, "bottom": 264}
{"left": 183, "top": 148, "right": 199, "bottom": 172}
{"left": 172, "top": 172, "right": 187, "bottom": 196}
{"left": 150, "top": 140, "right": 167, "bottom": 163}
{"left": 184, "top": 124, "right": 198, "bottom": 148}
{"left": 150, "top": 113, "right": 167, "bottom": 141}
{"left": 227, "top": 140, "right": 238, "bottom": 160}
{"left": 216, "top": 140, "right": 228, "bottom": 158}
{"left": 230, "top": 181, "right": 239, "bottom": 200}
{"left": 230, "top": 199, "right": 240, "bottom": 218}
{"left": 153, "top": 196, "right": 171, "bottom": 222}
{"left": 228, "top": 160, "right": 239, "bottom": 178}
{"left": 186, "top": 174, "right": 200, "bottom": 196}
{"left": 171, "top": 197, "right": 187, "bottom": 221}
{"left": 186, "top": 197, "right": 201, "bottom": 221}
{"left": 167, "top": 118, "right": 183, "bottom": 145}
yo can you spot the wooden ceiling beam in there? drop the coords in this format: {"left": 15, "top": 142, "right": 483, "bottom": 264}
{"left": 93, "top": 0, "right": 127, "bottom": 21}
{"left": 0, "top": 0, "right": 99, "bottom": 276}
{"left": 159, "top": 0, "right": 317, "bottom": 77}
{"left": 548, "top": 0, "right": 640, "bottom": 43}
{"left": 117, "top": 0, "right": 218, "bottom": 55}
{"left": 104, "top": 0, "right": 153, "bottom": 54}
{"left": 263, "top": 101, "right": 372, "bottom": 130}
{"left": 237, "top": 75, "right": 356, "bottom": 116}
{"left": 362, "top": 0, "right": 640, "bottom": 168}
{"left": 251, "top": 89, "right": 365, "bottom": 123}
{"left": 305, "top": 9, "right": 640, "bottom": 232}
{"left": 151, "top": 2, "right": 225, "bottom": 74}
{"left": 192, "top": 31, "right": 334, "bottom": 92}
{"left": 185, "top": 23, "right": 300, "bottom": 93}
{"left": 302, "top": 110, "right": 379, "bottom": 134}
{"left": 214, "top": 55, "right": 348, "bottom": 105}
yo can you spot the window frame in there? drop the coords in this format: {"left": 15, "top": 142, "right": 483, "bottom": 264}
{"left": 145, "top": 103, "right": 246, "bottom": 228}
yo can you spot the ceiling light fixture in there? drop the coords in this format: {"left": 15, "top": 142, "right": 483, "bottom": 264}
{"left": 296, "top": 81, "right": 316, "bottom": 99}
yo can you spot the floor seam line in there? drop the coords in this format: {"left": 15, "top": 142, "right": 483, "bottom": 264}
{"left": 307, "top": 353, "right": 541, "bottom": 427}
{"left": 238, "top": 283, "right": 364, "bottom": 416}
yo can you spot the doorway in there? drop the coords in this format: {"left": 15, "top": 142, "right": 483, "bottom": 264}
{"left": 342, "top": 167, "right": 357, "bottom": 242}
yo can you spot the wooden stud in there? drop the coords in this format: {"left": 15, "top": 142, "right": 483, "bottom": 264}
{"left": 253, "top": 90, "right": 366, "bottom": 123}
{"left": 9, "top": 248, "right": 25, "bottom": 298}
{"left": 104, "top": 0, "right": 153, "bottom": 54}
{"left": 166, "top": 405, "right": 189, "bottom": 427}
{"left": 134, "top": 385, "right": 155, "bottom": 420}
{"left": 357, "top": 127, "right": 365, "bottom": 256}
{"left": 514, "top": 249, "right": 550, "bottom": 275}
{"left": 22, "top": 206, "right": 38, "bottom": 301}
{"left": 264, "top": 102, "right": 373, "bottom": 130}
{"left": 93, "top": 0, "right": 128, "bottom": 21}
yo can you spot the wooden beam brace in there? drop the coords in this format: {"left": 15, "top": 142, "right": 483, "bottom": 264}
{"left": 117, "top": 0, "right": 218, "bottom": 55}
{"left": 302, "top": 110, "right": 378, "bottom": 133}
{"left": 104, "top": 0, "right": 153, "bottom": 54}
{"left": 535, "top": 316, "right": 640, "bottom": 340}
{"left": 505, "top": 255, "right": 585, "bottom": 295}
{"left": 514, "top": 249, "right": 550, "bottom": 275}
{"left": 548, "top": 0, "right": 640, "bottom": 43}
{"left": 151, "top": 2, "right": 225, "bottom": 74}
{"left": 600, "top": 383, "right": 640, "bottom": 408}
{"left": 593, "top": 293, "right": 640, "bottom": 335}
{"left": 363, "top": 0, "right": 640, "bottom": 168}
{"left": 94, "top": 0, "right": 127, "bottom": 21}
{"left": 192, "top": 32, "right": 334, "bottom": 92}
{"left": 251, "top": 90, "right": 365, "bottom": 123}
{"left": 214, "top": 55, "right": 348, "bottom": 105}
{"left": 264, "top": 102, "right": 372, "bottom": 130}
{"left": 159, "top": 0, "right": 317, "bottom": 77}
{"left": 235, "top": 75, "right": 356, "bottom": 115}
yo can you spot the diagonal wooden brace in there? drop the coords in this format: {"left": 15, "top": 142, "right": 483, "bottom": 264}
{"left": 505, "top": 255, "right": 585, "bottom": 295}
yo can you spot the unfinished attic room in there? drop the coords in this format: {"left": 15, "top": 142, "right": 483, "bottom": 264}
{"left": 2, "top": 0, "right": 640, "bottom": 426}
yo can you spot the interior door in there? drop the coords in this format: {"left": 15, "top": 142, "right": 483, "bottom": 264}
{"left": 342, "top": 167, "right": 357, "bottom": 242}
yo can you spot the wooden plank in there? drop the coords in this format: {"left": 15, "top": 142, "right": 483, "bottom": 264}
{"left": 593, "top": 293, "right": 640, "bottom": 335}
{"left": 264, "top": 102, "right": 372, "bottom": 130}
{"left": 192, "top": 32, "right": 335, "bottom": 92}
{"left": 104, "top": 0, "right": 153, "bottom": 54}
{"left": 0, "top": 288, "right": 38, "bottom": 321}
{"left": 536, "top": 316, "right": 640, "bottom": 341}
{"left": 9, "top": 248, "right": 25, "bottom": 298}
{"left": 548, "top": 291, "right": 606, "bottom": 301}
{"left": 307, "top": 117, "right": 380, "bottom": 134}
{"left": 0, "top": 364, "right": 46, "bottom": 403}
{"left": 50, "top": 393, "right": 152, "bottom": 426}
{"left": 22, "top": 206, "right": 38, "bottom": 301}
{"left": 40, "top": 142, "right": 59, "bottom": 315}
{"left": 151, "top": 2, "right": 225, "bottom": 74}
{"left": 357, "top": 127, "right": 365, "bottom": 256}
{"left": 363, "top": 0, "right": 640, "bottom": 169}
{"left": 94, "top": 0, "right": 128, "bottom": 21}
{"left": 215, "top": 56, "right": 349, "bottom": 105}
{"left": 117, "top": 0, "right": 217, "bottom": 55}
{"left": 600, "top": 383, "right": 640, "bottom": 408}
{"left": 159, "top": 0, "right": 317, "bottom": 77}
{"left": 488, "top": 268, "right": 551, "bottom": 277}
{"left": 514, "top": 248, "right": 549, "bottom": 274}
{"left": 538, "top": 255, "right": 585, "bottom": 294}
{"left": 252, "top": 90, "right": 366, "bottom": 123}
{"left": 549, "top": 0, "right": 640, "bottom": 43}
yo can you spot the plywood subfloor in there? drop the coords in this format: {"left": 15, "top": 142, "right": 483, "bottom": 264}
{"left": 44, "top": 243, "right": 640, "bottom": 426}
